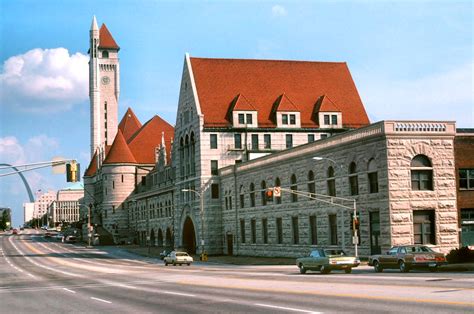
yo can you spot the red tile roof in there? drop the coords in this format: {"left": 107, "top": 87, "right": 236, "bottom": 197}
{"left": 127, "top": 115, "right": 174, "bottom": 164}
{"left": 84, "top": 151, "right": 98, "bottom": 177}
{"left": 118, "top": 108, "right": 142, "bottom": 141}
{"left": 274, "top": 93, "right": 299, "bottom": 112}
{"left": 99, "top": 24, "right": 119, "bottom": 50}
{"left": 315, "top": 95, "right": 342, "bottom": 112}
{"left": 189, "top": 57, "right": 369, "bottom": 128}
{"left": 103, "top": 130, "right": 136, "bottom": 164}
{"left": 231, "top": 94, "right": 257, "bottom": 111}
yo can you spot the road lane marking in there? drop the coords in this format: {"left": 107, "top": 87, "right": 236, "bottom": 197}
{"left": 63, "top": 288, "right": 76, "bottom": 294}
{"left": 255, "top": 303, "right": 322, "bottom": 313}
{"left": 162, "top": 291, "right": 196, "bottom": 297}
{"left": 91, "top": 297, "right": 112, "bottom": 304}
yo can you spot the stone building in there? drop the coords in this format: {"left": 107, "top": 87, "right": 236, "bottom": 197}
{"left": 220, "top": 121, "right": 459, "bottom": 257}
{"left": 455, "top": 129, "right": 474, "bottom": 247}
{"left": 48, "top": 183, "right": 84, "bottom": 227}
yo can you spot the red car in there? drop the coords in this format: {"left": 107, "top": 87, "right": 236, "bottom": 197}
{"left": 12, "top": 228, "right": 18, "bottom": 235}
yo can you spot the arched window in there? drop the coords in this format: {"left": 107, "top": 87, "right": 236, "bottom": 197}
{"left": 102, "top": 50, "right": 109, "bottom": 58}
{"left": 250, "top": 183, "right": 255, "bottom": 207}
{"left": 275, "top": 177, "right": 282, "bottom": 204}
{"left": 261, "top": 181, "right": 267, "bottom": 206}
{"left": 307, "top": 170, "right": 315, "bottom": 197}
{"left": 179, "top": 137, "right": 184, "bottom": 179}
{"left": 190, "top": 132, "right": 196, "bottom": 175}
{"left": 291, "top": 174, "right": 298, "bottom": 202}
{"left": 327, "top": 166, "right": 336, "bottom": 196}
{"left": 411, "top": 155, "right": 433, "bottom": 190}
{"left": 239, "top": 185, "right": 245, "bottom": 208}
{"left": 368, "top": 159, "right": 378, "bottom": 193}
{"left": 185, "top": 135, "right": 190, "bottom": 176}
{"left": 349, "top": 162, "right": 359, "bottom": 195}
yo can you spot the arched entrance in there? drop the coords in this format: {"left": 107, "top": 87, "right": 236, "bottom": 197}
{"left": 182, "top": 217, "right": 196, "bottom": 254}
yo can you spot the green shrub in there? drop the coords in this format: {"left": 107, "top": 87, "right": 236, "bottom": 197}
{"left": 446, "top": 247, "right": 474, "bottom": 264}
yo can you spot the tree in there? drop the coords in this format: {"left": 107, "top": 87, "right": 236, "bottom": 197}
{"left": 0, "top": 210, "right": 10, "bottom": 230}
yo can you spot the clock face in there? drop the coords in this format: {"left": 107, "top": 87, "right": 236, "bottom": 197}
{"left": 101, "top": 76, "right": 110, "bottom": 85}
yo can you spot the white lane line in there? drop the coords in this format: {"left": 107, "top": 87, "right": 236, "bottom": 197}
{"left": 27, "top": 273, "right": 35, "bottom": 278}
{"left": 91, "top": 297, "right": 112, "bottom": 304}
{"left": 63, "top": 288, "right": 76, "bottom": 294}
{"left": 117, "top": 284, "right": 137, "bottom": 289}
{"left": 162, "top": 291, "right": 196, "bottom": 297}
{"left": 255, "top": 303, "right": 322, "bottom": 313}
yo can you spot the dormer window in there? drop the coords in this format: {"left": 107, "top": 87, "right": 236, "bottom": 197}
{"left": 234, "top": 111, "right": 256, "bottom": 127}
{"left": 102, "top": 50, "right": 109, "bottom": 58}
{"left": 282, "top": 114, "right": 288, "bottom": 125}
{"left": 231, "top": 94, "right": 258, "bottom": 127}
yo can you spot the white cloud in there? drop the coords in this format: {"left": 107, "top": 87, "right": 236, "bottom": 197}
{"left": 0, "top": 48, "right": 88, "bottom": 113}
{"left": 271, "top": 5, "right": 287, "bottom": 17}
{"left": 358, "top": 61, "right": 473, "bottom": 128}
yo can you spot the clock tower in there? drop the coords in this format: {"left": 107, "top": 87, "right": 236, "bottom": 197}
{"left": 89, "top": 16, "right": 120, "bottom": 157}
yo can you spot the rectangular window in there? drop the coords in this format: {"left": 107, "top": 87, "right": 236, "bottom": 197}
{"left": 262, "top": 218, "right": 268, "bottom": 244}
{"left": 246, "top": 114, "right": 253, "bottom": 125}
{"left": 331, "top": 115, "right": 338, "bottom": 125}
{"left": 308, "top": 134, "right": 315, "bottom": 143}
{"left": 292, "top": 216, "right": 299, "bottom": 244}
{"left": 324, "top": 114, "right": 330, "bottom": 125}
{"left": 368, "top": 172, "right": 379, "bottom": 193}
{"left": 413, "top": 210, "right": 435, "bottom": 245}
{"left": 240, "top": 219, "right": 246, "bottom": 243}
{"left": 459, "top": 169, "right": 474, "bottom": 190}
{"left": 276, "top": 217, "right": 283, "bottom": 244}
{"left": 210, "top": 134, "right": 218, "bottom": 149}
{"left": 238, "top": 113, "right": 245, "bottom": 124}
{"left": 211, "top": 183, "right": 219, "bottom": 199}
{"left": 240, "top": 193, "right": 245, "bottom": 209}
{"left": 411, "top": 170, "right": 433, "bottom": 190}
{"left": 211, "top": 160, "right": 218, "bottom": 175}
{"left": 112, "top": 205, "right": 115, "bottom": 214}
{"left": 309, "top": 215, "right": 317, "bottom": 245}
{"left": 349, "top": 175, "right": 359, "bottom": 195}
{"left": 286, "top": 134, "right": 293, "bottom": 148}
{"left": 141, "top": 176, "right": 146, "bottom": 186}
{"left": 289, "top": 114, "right": 296, "bottom": 125}
{"left": 234, "top": 134, "right": 242, "bottom": 149}
{"left": 264, "top": 134, "right": 271, "bottom": 149}
{"left": 320, "top": 134, "right": 328, "bottom": 139}
{"left": 235, "top": 159, "right": 242, "bottom": 164}
{"left": 329, "top": 214, "right": 338, "bottom": 245}
{"left": 251, "top": 219, "right": 256, "bottom": 244}
{"left": 282, "top": 114, "right": 288, "bottom": 125}
{"left": 251, "top": 134, "right": 259, "bottom": 150}
{"left": 327, "top": 179, "right": 336, "bottom": 196}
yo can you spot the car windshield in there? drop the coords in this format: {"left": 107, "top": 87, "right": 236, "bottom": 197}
{"left": 324, "top": 249, "right": 346, "bottom": 256}
{"left": 407, "top": 246, "right": 434, "bottom": 253}
{"left": 176, "top": 253, "right": 189, "bottom": 257}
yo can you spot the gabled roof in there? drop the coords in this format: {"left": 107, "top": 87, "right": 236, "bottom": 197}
{"left": 189, "top": 57, "right": 370, "bottom": 128}
{"left": 99, "top": 24, "right": 119, "bottom": 50}
{"left": 231, "top": 94, "right": 257, "bottom": 111}
{"left": 103, "top": 130, "right": 136, "bottom": 165}
{"left": 84, "top": 151, "right": 98, "bottom": 177}
{"left": 274, "top": 93, "right": 299, "bottom": 112}
{"left": 118, "top": 108, "right": 142, "bottom": 141}
{"left": 127, "top": 115, "right": 174, "bottom": 164}
{"left": 314, "top": 94, "right": 342, "bottom": 112}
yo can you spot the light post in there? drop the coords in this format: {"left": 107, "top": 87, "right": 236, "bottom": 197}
{"left": 181, "top": 188, "right": 205, "bottom": 261}
{"left": 79, "top": 204, "right": 93, "bottom": 247}
{"left": 313, "top": 156, "right": 358, "bottom": 257}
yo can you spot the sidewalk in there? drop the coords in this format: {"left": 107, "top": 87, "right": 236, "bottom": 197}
{"left": 114, "top": 245, "right": 474, "bottom": 270}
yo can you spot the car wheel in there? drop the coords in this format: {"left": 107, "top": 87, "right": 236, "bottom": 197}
{"left": 399, "top": 261, "right": 409, "bottom": 273}
{"left": 164, "top": 262, "right": 168, "bottom": 266}
{"left": 299, "top": 264, "right": 307, "bottom": 274}
{"left": 173, "top": 262, "right": 176, "bottom": 266}
{"left": 344, "top": 268, "right": 352, "bottom": 274}
{"left": 373, "top": 261, "right": 383, "bottom": 273}
{"left": 187, "top": 263, "right": 191, "bottom": 266}
{"left": 320, "top": 265, "right": 331, "bottom": 274}
{"left": 429, "top": 266, "right": 438, "bottom": 273}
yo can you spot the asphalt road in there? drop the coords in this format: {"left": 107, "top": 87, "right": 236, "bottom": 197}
{"left": 1, "top": 230, "right": 473, "bottom": 313}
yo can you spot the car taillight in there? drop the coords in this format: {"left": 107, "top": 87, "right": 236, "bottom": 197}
{"left": 330, "top": 260, "right": 337, "bottom": 264}
{"left": 435, "top": 256, "right": 446, "bottom": 262}
{"left": 354, "top": 258, "right": 360, "bottom": 264}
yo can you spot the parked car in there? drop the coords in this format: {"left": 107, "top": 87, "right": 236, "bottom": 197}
{"left": 55, "top": 233, "right": 64, "bottom": 241}
{"left": 65, "top": 235, "right": 76, "bottom": 243}
{"left": 44, "top": 232, "right": 52, "bottom": 238}
{"left": 163, "top": 251, "right": 193, "bottom": 266}
{"left": 160, "top": 249, "right": 172, "bottom": 260}
{"left": 296, "top": 248, "right": 360, "bottom": 274}
{"left": 368, "top": 245, "right": 447, "bottom": 273}
{"left": 12, "top": 228, "right": 18, "bottom": 235}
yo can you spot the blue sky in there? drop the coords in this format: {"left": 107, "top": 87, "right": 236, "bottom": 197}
{"left": 0, "top": 0, "right": 472, "bottom": 227}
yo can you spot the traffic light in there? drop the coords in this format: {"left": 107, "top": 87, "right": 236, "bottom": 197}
{"left": 66, "top": 161, "right": 80, "bottom": 182}
{"left": 265, "top": 188, "right": 274, "bottom": 202}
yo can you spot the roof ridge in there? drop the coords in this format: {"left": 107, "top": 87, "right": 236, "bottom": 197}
{"left": 190, "top": 56, "right": 347, "bottom": 65}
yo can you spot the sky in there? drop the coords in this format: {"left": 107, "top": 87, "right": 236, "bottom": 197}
{"left": 0, "top": 0, "right": 472, "bottom": 227}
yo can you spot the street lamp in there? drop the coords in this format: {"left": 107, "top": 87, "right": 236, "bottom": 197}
{"left": 313, "top": 156, "right": 359, "bottom": 257}
{"left": 181, "top": 188, "right": 205, "bottom": 261}
{"left": 79, "top": 203, "right": 93, "bottom": 248}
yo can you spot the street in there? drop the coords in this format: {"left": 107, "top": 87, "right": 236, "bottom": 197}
{"left": 1, "top": 231, "right": 473, "bottom": 313}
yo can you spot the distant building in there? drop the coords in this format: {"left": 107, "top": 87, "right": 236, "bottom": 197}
{"left": 34, "top": 190, "right": 56, "bottom": 220}
{"left": 48, "top": 183, "right": 84, "bottom": 227}
{"left": 23, "top": 203, "right": 34, "bottom": 224}
{"left": 455, "top": 129, "right": 474, "bottom": 247}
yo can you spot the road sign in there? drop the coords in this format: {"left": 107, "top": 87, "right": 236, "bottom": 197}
{"left": 273, "top": 187, "right": 281, "bottom": 197}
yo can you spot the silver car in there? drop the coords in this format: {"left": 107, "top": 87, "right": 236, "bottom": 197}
{"left": 164, "top": 251, "right": 193, "bottom": 266}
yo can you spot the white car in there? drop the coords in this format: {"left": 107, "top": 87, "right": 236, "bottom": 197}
{"left": 163, "top": 251, "right": 193, "bottom": 266}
